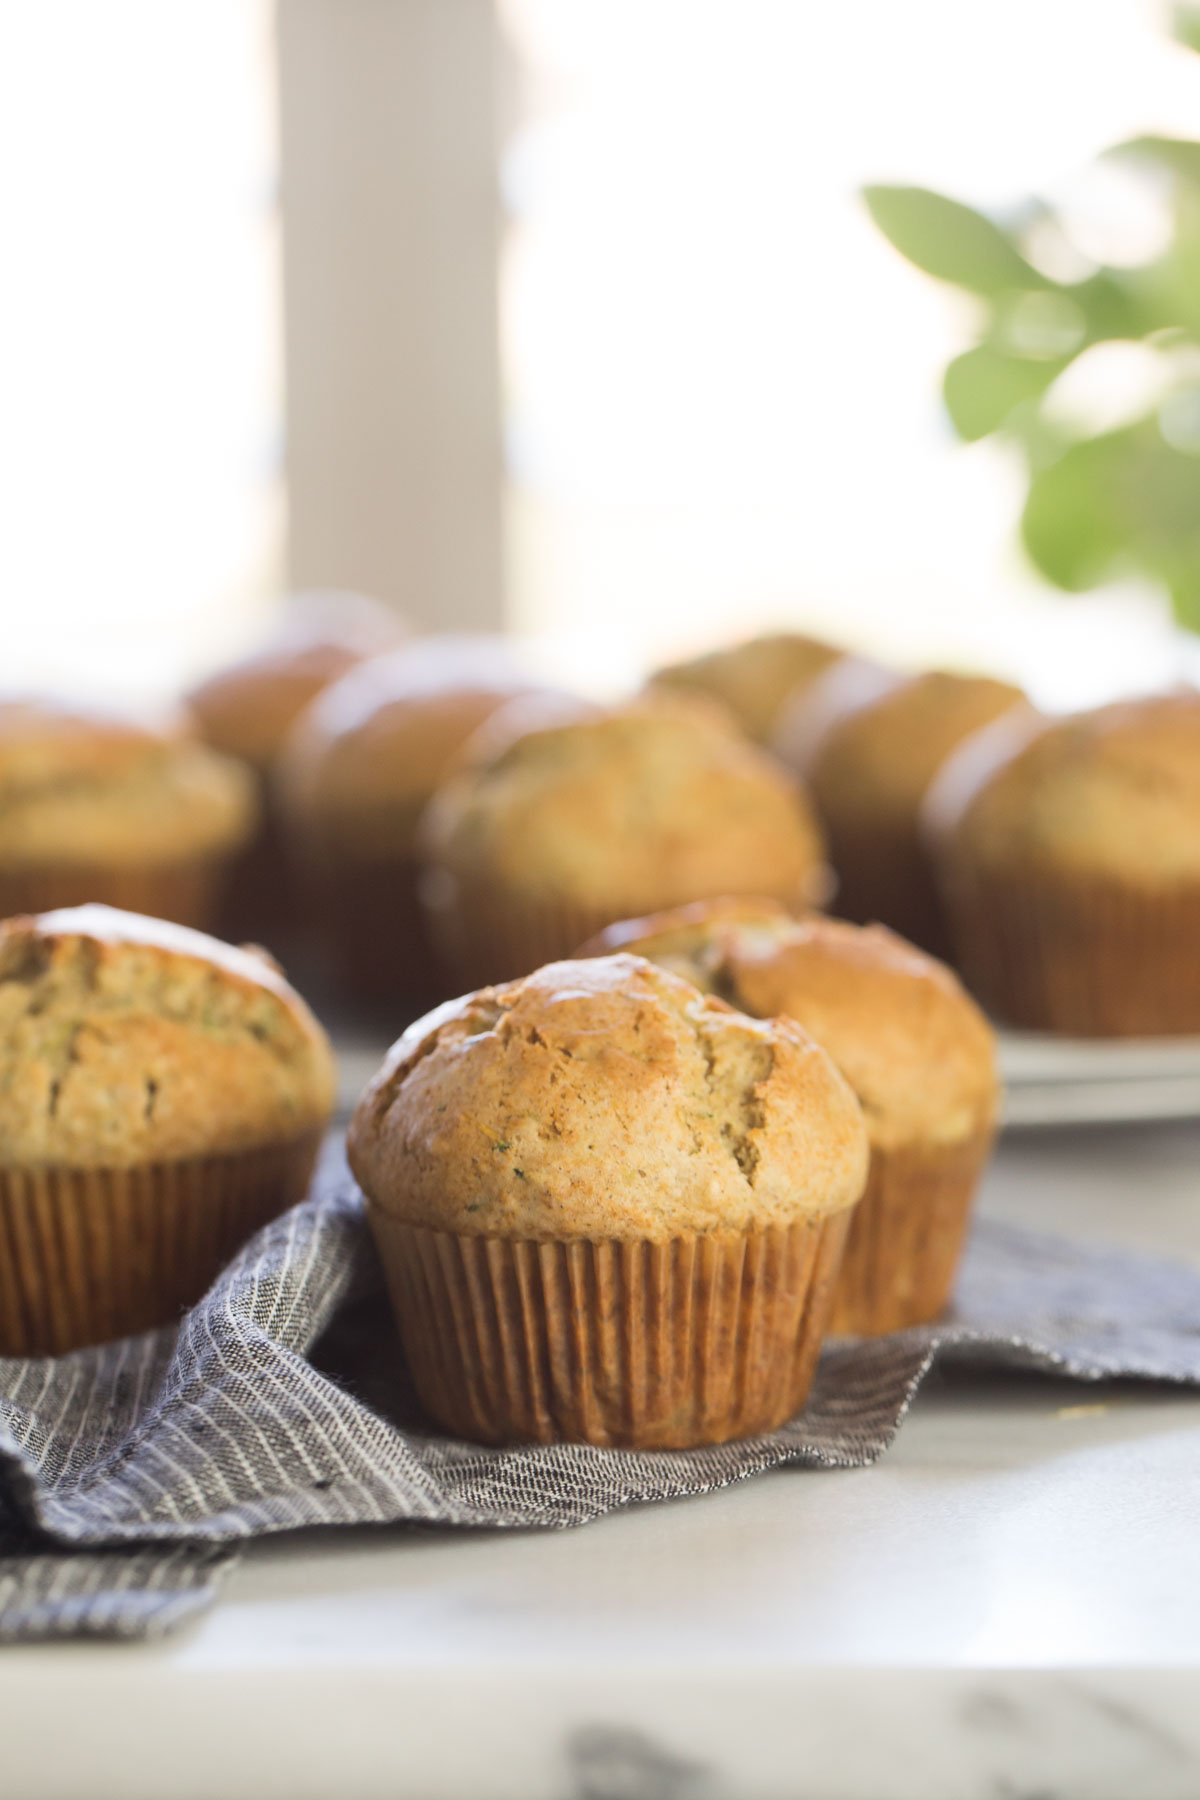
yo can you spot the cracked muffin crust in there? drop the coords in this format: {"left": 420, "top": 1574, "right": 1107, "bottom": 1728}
{"left": 0, "top": 905, "right": 336, "bottom": 1167}
{"left": 579, "top": 901, "right": 998, "bottom": 1335}
{"left": 0, "top": 905, "right": 336, "bottom": 1353}
{"left": 350, "top": 954, "right": 868, "bottom": 1447}
{"left": 349, "top": 953, "right": 867, "bottom": 1240}
{"left": 580, "top": 901, "right": 997, "bottom": 1152}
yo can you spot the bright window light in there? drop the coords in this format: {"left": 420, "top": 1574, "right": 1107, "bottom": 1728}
{"left": 0, "top": 0, "right": 281, "bottom": 704}
{"left": 500, "top": 0, "right": 1200, "bottom": 707}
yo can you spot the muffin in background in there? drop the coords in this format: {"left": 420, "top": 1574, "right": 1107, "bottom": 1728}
{"left": 0, "top": 698, "right": 255, "bottom": 930}
{"left": 0, "top": 905, "right": 336, "bottom": 1353}
{"left": 581, "top": 899, "right": 998, "bottom": 1335}
{"left": 648, "top": 631, "right": 845, "bottom": 743}
{"left": 348, "top": 953, "right": 868, "bottom": 1447}
{"left": 186, "top": 591, "right": 408, "bottom": 946}
{"left": 419, "top": 697, "right": 831, "bottom": 991}
{"left": 925, "top": 691, "right": 1200, "bottom": 1036}
{"left": 278, "top": 636, "right": 560, "bottom": 1002}
{"left": 775, "top": 666, "right": 1026, "bottom": 955}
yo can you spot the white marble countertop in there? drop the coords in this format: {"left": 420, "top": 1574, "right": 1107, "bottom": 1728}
{"left": 8, "top": 1119, "right": 1200, "bottom": 1800}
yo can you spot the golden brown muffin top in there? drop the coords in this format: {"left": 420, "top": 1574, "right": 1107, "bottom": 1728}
{"left": 772, "top": 655, "right": 897, "bottom": 775}
{"left": 778, "top": 667, "right": 1025, "bottom": 828}
{"left": 924, "top": 690, "right": 1200, "bottom": 885}
{"left": 0, "top": 699, "right": 255, "bottom": 869}
{"left": 187, "top": 592, "right": 408, "bottom": 770}
{"left": 420, "top": 699, "right": 831, "bottom": 911}
{"left": 348, "top": 953, "right": 868, "bottom": 1240}
{"left": 0, "top": 905, "right": 336, "bottom": 1168}
{"left": 277, "top": 637, "right": 559, "bottom": 861}
{"left": 581, "top": 900, "right": 998, "bottom": 1150}
{"left": 648, "top": 632, "right": 844, "bottom": 742}
{"left": 0, "top": 698, "right": 166, "bottom": 796}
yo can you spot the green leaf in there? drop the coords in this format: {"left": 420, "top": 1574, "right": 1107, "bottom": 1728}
{"left": 1022, "top": 420, "right": 1200, "bottom": 600}
{"left": 1111, "top": 135, "right": 1200, "bottom": 186}
{"left": 1020, "top": 433, "right": 1134, "bottom": 590}
{"left": 943, "top": 346, "right": 1066, "bottom": 441}
{"left": 1068, "top": 269, "right": 1163, "bottom": 341}
{"left": 863, "top": 185, "right": 1044, "bottom": 296}
{"left": 1171, "top": 7, "right": 1200, "bottom": 55}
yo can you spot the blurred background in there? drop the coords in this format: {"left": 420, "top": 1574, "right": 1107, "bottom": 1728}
{"left": 5, "top": 0, "right": 1200, "bottom": 708}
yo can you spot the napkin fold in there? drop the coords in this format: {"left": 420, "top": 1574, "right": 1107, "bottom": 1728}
{"left": 4, "top": 1144, "right": 1200, "bottom": 1642}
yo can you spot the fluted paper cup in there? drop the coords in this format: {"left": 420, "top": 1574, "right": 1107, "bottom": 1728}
{"left": 827, "top": 1129, "right": 994, "bottom": 1337}
{"left": 823, "top": 815, "right": 948, "bottom": 958}
{"left": 367, "top": 1208, "right": 853, "bottom": 1449}
{"left": 303, "top": 854, "right": 439, "bottom": 1002}
{"left": 942, "top": 862, "right": 1200, "bottom": 1037}
{"left": 0, "top": 1129, "right": 323, "bottom": 1355}
{"left": 0, "top": 859, "right": 231, "bottom": 934}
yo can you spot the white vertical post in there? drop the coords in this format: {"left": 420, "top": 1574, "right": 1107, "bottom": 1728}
{"left": 276, "top": 0, "right": 504, "bottom": 631}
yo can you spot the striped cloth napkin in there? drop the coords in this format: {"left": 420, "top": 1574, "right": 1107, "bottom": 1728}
{"left": 4, "top": 1140, "right": 1200, "bottom": 1642}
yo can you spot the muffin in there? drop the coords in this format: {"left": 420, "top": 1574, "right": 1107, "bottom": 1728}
{"left": 924, "top": 691, "right": 1200, "bottom": 1036}
{"left": 0, "top": 699, "right": 255, "bottom": 930}
{"left": 648, "top": 631, "right": 844, "bottom": 743}
{"left": 278, "top": 637, "right": 559, "bottom": 1001}
{"left": 581, "top": 900, "right": 999, "bottom": 1335}
{"left": 775, "top": 666, "right": 1025, "bottom": 954}
{"left": 419, "top": 699, "right": 831, "bottom": 991}
{"left": 348, "top": 953, "right": 868, "bottom": 1447}
{"left": 186, "top": 591, "right": 408, "bottom": 945}
{"left": 0, "top": 905, "right": 336, "bottom": 1353}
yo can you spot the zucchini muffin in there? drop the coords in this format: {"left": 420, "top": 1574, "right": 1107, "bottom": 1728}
{"left": 582, "top": 899, "right": 998, "bottom": 1334}
{"left": 648, "top": 631, "right": 844, "bottom": 743}
{"left": 348, "top": 953, "right": 868, "bottom": 1447}
{"left": 774, "top": 666, "right": 1025, "bottom": 954}
{"left": 278, "top": 637, "right": 559, "bottom": 1000}
{"left": 186, "top": 591, "right": 407, "bottom": 944}
{"left": 0, "top": 905, "right": 336, "bottom": 1352}
{"left": 924, "top": 691, "right": 1200, "bottom": 1035}
{"left": 0, "top": 699, "right": 255, "bottom": 930}
{"left": 419, "top": 698, "right": 831, "bottom": 990}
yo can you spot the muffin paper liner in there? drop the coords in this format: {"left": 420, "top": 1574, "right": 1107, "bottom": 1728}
{"left": 367, "top": 1207, "right": 852, "bottom": 1449}
{"left": 0, "top": 1131, "right": 323, "bottom": 1355}
{"left": 424, "top": 890, "right": 630, "bottom": 990}
{"left": 212, "top": 797, "right": 305, "bottom": 947}
{"left": 823, "top": 814, "right": 948, "bottom": 957}
{"left": 828, "top": 1129, "right": 995, "bottom": 1337}
{"left": 305, "top": 855, "right": 438, "bottom": 1001}
{"left": 0, "top": 860, "right": 230, "bottom": 932}
{"left": 942, "top": 861, "right": 1200, "bottom": 1036}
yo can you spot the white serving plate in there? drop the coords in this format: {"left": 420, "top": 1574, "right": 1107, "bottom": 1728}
{"left": 999, "top": 1029, "right": 1200, "bottom": 1128}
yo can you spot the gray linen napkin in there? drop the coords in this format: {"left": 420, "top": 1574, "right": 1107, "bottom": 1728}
{"left": 3, "top": 1141, "right": 1200, "bottom": 1643}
